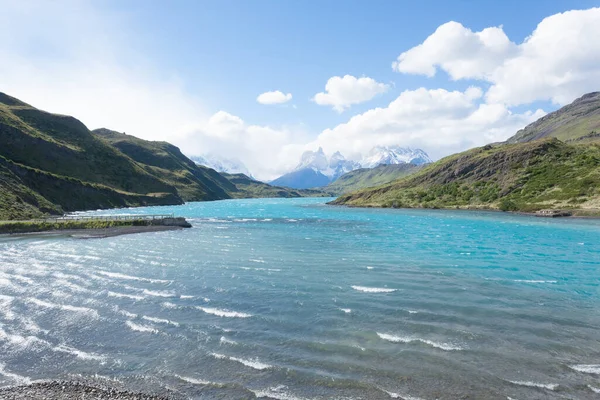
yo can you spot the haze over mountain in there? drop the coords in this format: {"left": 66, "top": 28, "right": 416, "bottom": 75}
{"left": 270, "top": 146, "right": 431, "bottom": 189}
{"left": 189, "top": 154, "right": 253, "bottom": 178}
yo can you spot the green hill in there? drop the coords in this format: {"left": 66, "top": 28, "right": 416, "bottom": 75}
{"left": 507, "top": 92, "right": 600, "bottom": 144}
{"left": 0, "top": 92, "right": 325, "bottom": 220}
{"left": 325, "top": 163, "right": 422, "bottom": 195}
{"left": 333, "top": 92, "right": 600, "bottom": 214}
{"left": 92, "top": 128, "right": 235, "bottom": 201}
{"left": 0, "top": 93, "right": 189, "bottom": 219}
{"left": 332, "top": 139, "right": 600, "bottom": 214}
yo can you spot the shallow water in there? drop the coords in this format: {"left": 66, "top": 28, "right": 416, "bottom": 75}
{"left": 1, "top": 198, "right": 599, "bottom": 399}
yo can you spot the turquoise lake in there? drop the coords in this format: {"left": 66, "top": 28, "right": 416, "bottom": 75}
{"left": 1, "top": 198, "right": 599, "bottom": 399}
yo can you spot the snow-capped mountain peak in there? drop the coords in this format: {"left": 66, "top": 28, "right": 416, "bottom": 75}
{"left": 360, "top": 146, "right": 432, "bottom": 168}
{"left": 296, "top": 147, "right": 328, "bottom": 172}
{"left": 190, "top": 154, "right": 253, "bottom": 177}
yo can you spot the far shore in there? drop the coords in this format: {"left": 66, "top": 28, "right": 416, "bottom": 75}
{"left": 3, "top": 224, "right": 187, "bottom": 239}
{"left": 327, "top": 202, "right": 600, "bottom": 219}
{"left": 0, "top": 216, "right": 192, "bottom": 238}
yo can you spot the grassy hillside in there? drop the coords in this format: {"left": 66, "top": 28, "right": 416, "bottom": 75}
{"left": 508, "top": 92, "right": 600, "bottom": 143}
{"left": 0, "top": 92, "right": 329, "bottom": 220}
{"left": 0, "top": 93, "right": 191, "bottom": 219}
{"left": 332, "top": 138, "right": 600, "bottom": 215}
{"left": 93, "top": 129, "right": 235, "bottom": 201}
{"left": 325, "top": 163, "right": 421, "bottom": 195}
{"left": 94, "top": 129, "right": 328, "bottom": 200}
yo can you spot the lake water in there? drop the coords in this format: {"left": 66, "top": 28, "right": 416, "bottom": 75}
{"left": 1, "top": 198, "right": 599, "bottom": 399}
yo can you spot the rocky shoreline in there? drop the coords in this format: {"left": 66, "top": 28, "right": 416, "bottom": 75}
{"left": 0, "top": 382, "right": 169, "bottom": 400}
{"left": 21, "top": 224, "right": 188, "bottom": 239}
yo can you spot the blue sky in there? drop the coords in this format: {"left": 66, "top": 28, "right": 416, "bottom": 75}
{"left": 103, "top": 0, "right": 597, "bottom": 129}
{"left": 1, "top": 0, "right": 599, "bottom": 179}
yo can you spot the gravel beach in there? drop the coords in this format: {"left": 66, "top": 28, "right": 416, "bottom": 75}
{"left": 0, "top": 382, "right": 169, "bottom": 400}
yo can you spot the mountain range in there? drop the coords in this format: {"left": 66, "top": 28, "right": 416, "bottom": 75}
{"left": 333, "top": 92, "right": 600, "bottom": 216}
{"left": 0, "top": 92, "right": 324, "bottom": 220}
{"left": 270, "top": 146, "right": 431, "bottom": 189}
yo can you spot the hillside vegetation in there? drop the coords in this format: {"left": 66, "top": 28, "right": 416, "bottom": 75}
{"left": 332, "top": 139, "right": 600, "bottom": 214}
{"left": 508, "top": 92, "right": 600, "bottom": 143}
{"left": 333, "top": 92, "right": 600, "bottom": 214}
{"left": 0, "top": 92, "right": 323, "bottom": 220}
{"left": 325, "top": 164, "right": 421, "bottom": 195}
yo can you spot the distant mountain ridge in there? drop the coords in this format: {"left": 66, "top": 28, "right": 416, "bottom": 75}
{"left": 270, "top": 146, "right": 431, "bottom": 189}
{"left": 360, "top": 146, "right": 432, "bottom": 168}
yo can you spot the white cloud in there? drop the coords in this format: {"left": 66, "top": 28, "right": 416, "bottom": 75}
{"left": 393, "top": 21, "right": 516, "bottom": 80}
{"left": 0, "top": 2, "right": 576, "bottom": 182}
{"left": 393, "top": 8, "right": 600, "bottom": 107}
{"left": 256, "top": 90, "right": 292, "bottom": 105}
{"left": 312, "top": 87, "right": 545, "bottom": 161}
{"left": 313, "top": 75, "right": 390, "bottom": 112}
{"left": 177, "top": 112, "right": 310, "bottom": 181}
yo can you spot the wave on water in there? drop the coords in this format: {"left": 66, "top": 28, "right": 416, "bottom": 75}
{"left": 54, "top": 344, "right": 107, "bottom": 362}
{"left": 0, "top": 295, "right": 15, "bottom": 320}
{"left": 366, "top": 266, "right": 374, "bottom": 270}
{"left": 508, "top": 380, "right": 558, "bottom": 391}
{"left": 108, "top": 291, "right": 144, "bottom": 301}
{"left": 175, "top": 374, "right": 223, "bottom": 386}
{"left": 0, "top": 327, "right": 50, "bottom": 349}
{"left": 513, "top": 280, "right": 557, "bottom": 284}
{"left": 142, "top": 289, "right": 177, "bottom": 298}
{"left": 142, "top": 315, "right": 179, "bottom": 327}
{"left": 589, "top": 385, "right": 600, "bottom": 393}
{"left": 251, "top": 385, "right": 304, "bottom": 400}
{"left": 53, "top": 279, "right": 91, "bottom": 294}
{"left": 220, "top": 336, "right": 237, "bottom": 345}
{"left": 196, "top": 307, "right": 252, "bottom": 318}
{"left": 339, "top": 308, "right": 352, "bottom": 314}
{"left": 249, "top": 259, "right": 266, "bottom": 263}
{"left": 211, "top": 353, "right": 271, "bottom": 370}
{"left": 180, "top": 295, "right": 194, "bottom": 299}
{"left": 27, "top": 298, "right": 99, "bottom": 317}
{"left": 377, "top": 333, "right": 463, "bottom": 351}
{"left": 383, "top": 390, "right": 425, "bottom": 400}
{"left": 125, "top": 321, "right": 159, "bottom": 334}
{"left": 352, "top": 286, "right": 396, "bottom": 293}
{"left": 0, "top": 363, "right": 31, "bottom": 385}
{"left": 96, "top": 271, "right": 171, "bottom": 284}
{"left": 569, "top": 364, "right": 600, "bottom": 374}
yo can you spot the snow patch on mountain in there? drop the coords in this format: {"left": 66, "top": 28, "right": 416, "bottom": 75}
{"left": 190, "top": 154, "right": 253, "bottom": 177}
{"left": 360, "top": 146, "right": 432, "bottom": 168}
{"left": 294, "top": 148, "right": 360, "bottom": 180}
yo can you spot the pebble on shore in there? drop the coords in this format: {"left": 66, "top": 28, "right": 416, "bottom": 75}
{"left": 0, "top": 381, "right": 169, "bottom": 400}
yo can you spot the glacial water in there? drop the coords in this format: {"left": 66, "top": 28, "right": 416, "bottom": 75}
{"left": 1, "top": 197, "right": 599, "bottom": 399}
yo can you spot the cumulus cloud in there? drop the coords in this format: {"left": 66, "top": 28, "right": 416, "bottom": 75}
{"left": 256, "top": 90, "right": 293, "bottom": 105}
{"left": 177, "top": 112, "right": 310, "bottom": 180}
{"left": 393, "top": 8, "right": 600, "bottom": 107}
{"left": 392, "top": 22, "right": 516, "bottom": 80}
{"left": 313, "top": 75, "right": 390, "bottom": 112}
{"left": 312, "top": 87, "right": 545, "bottom": 161}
